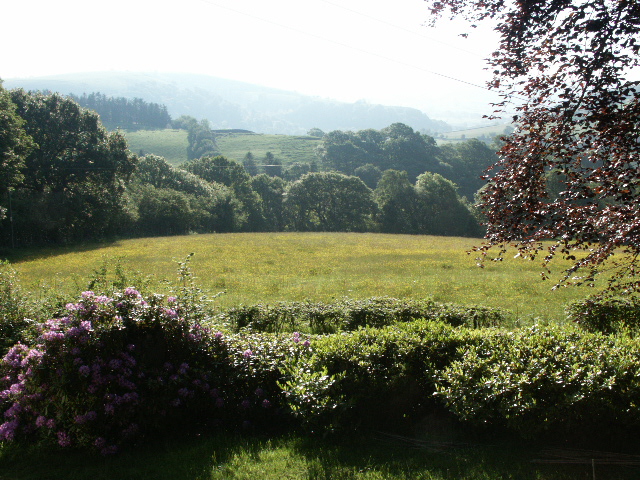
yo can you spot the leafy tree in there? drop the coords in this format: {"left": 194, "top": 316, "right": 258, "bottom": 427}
{"left": 250, "top": 174, "right": 286, "bottom": 231}
{"left": 285, "top": 172, "right": 377, "bottom": 232}
{"left": 186, "top": 120, "right": 219, "bottom": 160}
{"left": 4, "top": 90, "right": 136, "bottom": 245}
{"left": 414, "top": 172, "right": 481, "bottom": 237}
{"left": 242, "top": 152, "right": 259, "bottom": 176}
{"left": 183, "top": 156, "right": 266, "bottom": 231}
{"left": 438, "top": 139, "right": 497, "bottom": 199}
{"left": 374, "top": 170, "right": 419, "bottom": 234}
{"left": 263, "top": 152, "right": 283, "bottom": 178}
{"left": 354, "top": 163, "right": 382, "bottom": 190}
{"left": 380, "top": 123, "right": 440, "bottom": 181}
{"left": 0, "top": 82, "right": 32, "bottom": 221}
{"left": 307, "top": 128, "right": 325, "bottom": 138}
{"left": 426, "top": 0, "right": 640, "bottom": 292}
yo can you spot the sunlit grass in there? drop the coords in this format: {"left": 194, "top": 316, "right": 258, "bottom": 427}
{"left": 9, "top": 232, "right": 597, "bottom": 321}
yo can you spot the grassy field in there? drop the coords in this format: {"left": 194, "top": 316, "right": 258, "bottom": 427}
{"left": 8, "top": 232, "right": 595, "bottom": 322}
{"left": 215, "top": 132, "right": 321, "bottom": 166}
{"left": 2, "top": 430, "right": 635, "bottom": 480}
{"left": 438, "top": 123, "right": 511, "bottom": 144}
{"left": 123, "top": 129, "right": 189, "bottom": 165}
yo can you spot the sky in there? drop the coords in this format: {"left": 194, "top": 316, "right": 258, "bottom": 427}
{"left": 2, "top": 0, "right": 503, "bottom": 125}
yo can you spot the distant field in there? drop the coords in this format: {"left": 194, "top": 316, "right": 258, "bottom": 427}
{"left": 438, "top": 123, "right": 511, "bottom": 144}
{"left": 123, "top": 129, "right": 322, "bottom": 167}
{"left": 124, "top": 129, "right": 188, "bottom": 165}
{"left": 214, "top": 132, "right": 321, "bottom": 166}
{"left": 9, "top": 232, "right": 595, "bottom": 321}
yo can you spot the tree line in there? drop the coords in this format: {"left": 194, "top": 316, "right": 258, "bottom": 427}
{"left": 69, "top": 92, "right": 171, "bottom": 130}
{"left": 0, "top": 86, "right": 492, "bottom": 249}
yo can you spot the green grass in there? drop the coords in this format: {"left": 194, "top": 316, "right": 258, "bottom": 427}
{"left": 215, "top": 132, "right": 321, "bottom": 166}
{"left": 7, "top": 232, "right": 596, "bottom": 322}
{"left": 122, "top": 129, "right": 321, "bottom": 168}
{"left": 123, "top": 129, "right": 189, "bottom": 165}
{"left": 2, "top": 431, "right": 637, "bottom": 480}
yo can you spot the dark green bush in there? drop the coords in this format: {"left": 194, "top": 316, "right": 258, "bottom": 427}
{"left": 279, "top": 320, "right": 484, "bottom": 431}
{"left": 223, "top": 297, "right": 510, "bottom": 334}
{"left": 566, "top": 296, "right": 640, "bottom": 334}
{"left": 434, "top": 324, "right": 640, "bottom": 436}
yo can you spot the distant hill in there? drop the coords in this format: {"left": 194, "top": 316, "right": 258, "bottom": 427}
{"left": 3, "top": 72, "right": 452, "bottom": 135}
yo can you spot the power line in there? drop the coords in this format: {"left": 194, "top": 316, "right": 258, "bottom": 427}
{"left": 195, "top": 0, "right": 497, "bottom": 95}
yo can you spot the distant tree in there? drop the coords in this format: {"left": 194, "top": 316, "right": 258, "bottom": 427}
{"left": 285, "top": 172, "right": 377, "bottom": 232}
{"left": 374, "top": 170, "right": 419, "bottom": 234}
{"left": 242, "top": 152, "right": 259, "bottom": 176}
{"left": 183, "top": 156, "right": 266, "bottom": 231}
{"left": 263, "top": 152, "right": 283, "bottom": 177}
{"left": 380, "top": 123, "right": 440, "bottom": 181}
{"left": 414, "top": 172, "right": 481, "bottom": 237}
{"left": 4, "top": 90, "right": 136, "bottom": 245}
{"left": 172, "top": 115, "right": 199, "bottom": 130}
{"left": 250, "top": 174, "right": 286, "bottom": 231}
{"left": 187, "top": 120, "right": 219, "bottom": 160}
{"left": 438, "top": 139, "right": 497, "bottom": 199}
{"left": 354, "top": 163, "right": 382, "bottom": 189}
{"left": 307, "top": 128, "right": 325, "bottom": 138}
{"left": 0, "top": 82, "right": 33, "bottom": 221}
{"left": 426, "top": 0, "right": 640, "bottom": 292}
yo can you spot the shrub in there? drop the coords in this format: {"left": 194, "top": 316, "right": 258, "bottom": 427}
{"left": 223, "top": 297, "right": 510, "bottom": 334}
{"left": 566, "top": 296, "right": 640, "bottom": 334}
{"left": 434, "top": 324, "right": 640, "bottom": 437}
{"left": 278, "top": 320, "right": 484, "bottom": 431}
{"left": 0, "top": 289, "right": 298, "bottom": 454}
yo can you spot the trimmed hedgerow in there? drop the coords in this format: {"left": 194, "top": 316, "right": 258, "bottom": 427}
{"left": 0, "top": 289, "right": 309, "bottom": 454}
{"left": 222, "top": 297, "right": 510, "bottom": 334}
{"left": 434, "top": 324, "right": 640, "bottom": 436}
{"left": 566, "top": 296, "right": 640, "bottom": 334}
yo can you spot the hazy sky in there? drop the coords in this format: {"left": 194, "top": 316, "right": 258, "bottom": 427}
{"left": 2, "top": 0, "right": 503, "bottom": 124}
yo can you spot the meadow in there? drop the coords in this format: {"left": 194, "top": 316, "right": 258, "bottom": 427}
{"left": 2, "top": 232, "right": 637, "bottom": 480}
{"left": 123, "top": 129, "right": 189, "bottom": 165}
{"left": 9, "top": 232, "right": 594, "bottom": 322}
{"left": 122, "top": 129, "right": 321, "bottom": 167}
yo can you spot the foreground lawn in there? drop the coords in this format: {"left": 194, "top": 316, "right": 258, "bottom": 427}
{"left": 7, "top": 232, "right": 595, "bottom": 321}
{"left": 1, "top": 431, "right": 638, "bottom": 480}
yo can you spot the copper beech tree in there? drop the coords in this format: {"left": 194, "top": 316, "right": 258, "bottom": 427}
{"left": 425, "top": 0, "right": 640, "bottom": 293}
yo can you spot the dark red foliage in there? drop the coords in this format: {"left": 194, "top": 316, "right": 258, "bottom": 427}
{"left": 425, "top": 0, "right": 640, "bottom": 293}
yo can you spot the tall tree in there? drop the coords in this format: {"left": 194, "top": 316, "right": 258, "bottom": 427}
{"left": 426, "top": 0, "right": 640, "bottom": 293}
{"left": 0, "top": 82, "right": 32, "bottom": 221}
{"left": 4, "top": 90, "right": 136, "bottom": 245}
{"left": 285, "top": 172, "right": 377, "bottom": 232}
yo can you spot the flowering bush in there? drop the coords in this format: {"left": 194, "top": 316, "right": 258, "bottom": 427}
{"left": 0, "top": 288, "right": 293, "bottom": 454}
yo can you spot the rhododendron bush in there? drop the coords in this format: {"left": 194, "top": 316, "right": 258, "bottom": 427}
{"left": 0, "top": 289, "right": 303, "bottom": 454}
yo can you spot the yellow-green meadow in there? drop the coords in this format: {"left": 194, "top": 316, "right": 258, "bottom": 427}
{"left": 10, "top": 232, "right": 594, "bottom": 320}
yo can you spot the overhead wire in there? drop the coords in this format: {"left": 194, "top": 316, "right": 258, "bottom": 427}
{"left": 194, "top": 0, "right": 503, "bottom": 97}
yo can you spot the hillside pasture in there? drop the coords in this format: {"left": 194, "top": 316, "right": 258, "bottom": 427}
{"left": 9, "top": 232, "right": 595, "bottom": 321}
{"left": 215, "top": 132, "right": 321, "bottom": 166}
{"left": 123, "top": 129, "right": 189, "bottom": 165}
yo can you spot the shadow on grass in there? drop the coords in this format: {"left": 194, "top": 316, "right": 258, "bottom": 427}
{"left": 2, "top": 428, "right": 640, "bottom": 480}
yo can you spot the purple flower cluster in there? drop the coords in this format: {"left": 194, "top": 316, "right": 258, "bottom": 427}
{"left": 0, "top": 288, "right": 239, "bottom": 454}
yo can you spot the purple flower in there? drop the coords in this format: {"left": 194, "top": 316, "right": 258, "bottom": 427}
{"left": 254, "top": 387, "right": 264, "bottom": 397}
{"left": 81, "top": 291, "right": 95, "bottom": 298}
{"left": 303, "top": 340, "right": 311, "bottom": 347}
{"left": 35, "top": 416, "right": 47, "bottom": 428}
{"left": 94, "top": 437, "right": 106, "bottom": 448}
{"left": 0, "top": 420, "right": 19, "bottom": 441}
{"left": 43, "top": 331, "right": 64, "bottom": 341}
{"left": 104, "top": 404, "right": 115, "bottom": 415}
{"left": 215, "top": 331, "right": 223, "bottom": 339}
{"left": 57, "top": 430, "right": 72, "bottom": 447}
{"left": 80, "top": 320, "right": 93, "bottom": 331}
{"left": 108, "top": 359, "right": 122, "bottom": 370}
{"left": 293, "top": 332, "right": 300, "bottom": 343}
{"left": 95, "top": 295, "right": 112, "bottom": 304}
{"left": 178, "top": 363, "right": 189, "bottom": 374}
{"left": 167, "top": 296, "right": 177, "bottom": 303}
{"left": 78, "top": 365, "right": 90, "bottom": 377}
{"left": 66, "top": 302, "right": 81, "bottom": 311}
{"left": 46, "top": 418, "right": 56, "bottom": 429}
{"left": 4, "top": 402, "right": 22, "bottom": 418}
{"left": 124, "top": 287, "right": 140, "bottom": 297}
{"left": 243, "top": 349, "right": 253, "bottom": 358}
